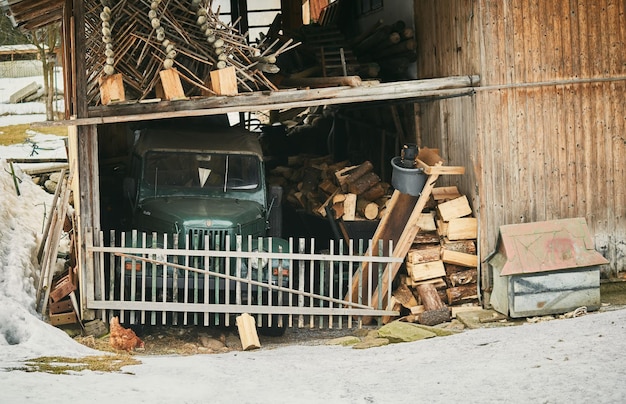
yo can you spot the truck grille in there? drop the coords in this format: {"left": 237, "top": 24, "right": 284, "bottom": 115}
{"left": 187, "top": 228, "right": 230, "bottom": 250}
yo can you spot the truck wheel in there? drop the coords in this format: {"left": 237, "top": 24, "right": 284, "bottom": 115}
{"left": 258, "top": 315, "right": 287, "bottom": 337}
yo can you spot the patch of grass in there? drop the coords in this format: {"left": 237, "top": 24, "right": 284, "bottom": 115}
{"left": 0, "top": 123, "right": 68, "bottom": 146}
{"left": 10, "top": 355, "right": 141, "bottom": 375}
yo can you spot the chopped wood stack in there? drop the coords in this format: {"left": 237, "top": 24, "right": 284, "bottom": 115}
{"left": 86, "top": 0, "right": 298, "bottom": 105}
{"left": 267, "top": 156, "right": 391, "bottom": 222}
{"left": 388, "top": 186, "right": 480, "bottom": 325}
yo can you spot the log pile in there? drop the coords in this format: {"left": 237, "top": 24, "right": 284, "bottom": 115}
{"left": 351, "top": 20, "right": 416, "bottom": 81}
{"left": 267, "top": 156, "right": 391, "bottom": 222}
{"left": 388, "top": 186, "right": 480, "bottom": 325}
{"left": 86, "top": 0, "right": 299, "bottom": 105}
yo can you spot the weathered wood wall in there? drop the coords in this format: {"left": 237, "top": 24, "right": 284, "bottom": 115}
{"left": 414, "top": 0, "right": 626, "bottom": 276}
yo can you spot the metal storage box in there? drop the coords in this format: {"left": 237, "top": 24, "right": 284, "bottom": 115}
{"left": 488, "top": 218, "right": 609, "bottom": 318}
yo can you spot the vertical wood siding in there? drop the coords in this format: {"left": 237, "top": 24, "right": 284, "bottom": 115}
{"left": 414, "top": 0, "right": 626, "bottom": 275}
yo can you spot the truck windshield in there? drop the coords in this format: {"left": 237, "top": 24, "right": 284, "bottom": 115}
{"left": 143, "top": 151, "right": 260, "bottom": 191}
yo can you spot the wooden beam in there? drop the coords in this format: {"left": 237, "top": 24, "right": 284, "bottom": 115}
{"left": 37, "top": 76, "right": 481, "bottom": 127}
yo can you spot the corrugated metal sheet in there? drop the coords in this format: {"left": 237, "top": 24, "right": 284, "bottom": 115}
{"left": 414, "top": 0, "right": 626, "bottom": 277}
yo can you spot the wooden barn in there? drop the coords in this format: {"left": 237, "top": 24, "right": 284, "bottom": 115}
{"left": 4, "top": 0, "right": 624, "bottom": 327}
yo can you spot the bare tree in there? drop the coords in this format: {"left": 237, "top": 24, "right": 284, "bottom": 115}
{"left": 30, "top": 24, "right": 60, "bottom": 121}
{"left": 1, "top": 13, "right": 60, "bottom": 120}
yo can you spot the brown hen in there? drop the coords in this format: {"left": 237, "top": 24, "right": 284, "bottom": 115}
{"left": 109, "top": 316, "right": 145, "bottom": 352}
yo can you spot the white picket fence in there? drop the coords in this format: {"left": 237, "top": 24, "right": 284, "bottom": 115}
{"left": 83, "top": 229, "right": 402, "bottom": 329}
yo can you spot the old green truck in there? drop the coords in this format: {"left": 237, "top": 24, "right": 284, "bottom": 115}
{"left": 121, "top": 125, "right": 289, "bottom": 334}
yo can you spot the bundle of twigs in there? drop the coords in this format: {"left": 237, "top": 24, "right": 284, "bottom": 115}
{"left": 84, "top": 0, "right": 299, "bottom": 105}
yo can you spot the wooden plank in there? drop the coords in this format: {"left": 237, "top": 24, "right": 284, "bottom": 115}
{"left": 49, "top": 299, "right": 74, "bottom": 315}
{"left": 437, "top": 195, "right": 472, "bottom": 221}
{"left": 442, "top": 249, "right": 478, "bottom": 268}
{"left": 407, "top": 260, "right": 446, "bottom": 282}
{"left": 49, "top": 312, "right": 78, "bottom": 326}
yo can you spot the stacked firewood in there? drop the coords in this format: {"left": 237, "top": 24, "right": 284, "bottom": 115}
{"left": 351, "top": 20, "right": 416, "bottom": 81}
{"left": 388, "top": 186, "right": 480, "bottom": 325}
{"left": 267, "top": 157, "right": 390, "bottom": 222}
{"left": 85, "top": 0, "right": 298, "bottom": 105}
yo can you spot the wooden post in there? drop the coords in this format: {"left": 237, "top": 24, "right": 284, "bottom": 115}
{"left": 236, "top": 313, "right": 261, "bottom": 351}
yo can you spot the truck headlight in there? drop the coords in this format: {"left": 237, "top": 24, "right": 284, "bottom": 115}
{"left": 250, "top": 250, "right": 268, "bottom": 270}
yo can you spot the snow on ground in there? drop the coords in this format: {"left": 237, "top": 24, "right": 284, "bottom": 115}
{"left": 0, "top": 68, "right": 64, "bottom": 127}
{"left": 1, "top": 75, "right": 626, "bottom": 404}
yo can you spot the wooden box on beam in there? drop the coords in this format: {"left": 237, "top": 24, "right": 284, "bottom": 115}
{"left": 98, "top": 73, "right": 125, "bottom": 105}
{"left": 209, "top": 66, "right": 238, "bottom": 96}
{"left": 157, "top": 68, "right": 186, "bottom": 101}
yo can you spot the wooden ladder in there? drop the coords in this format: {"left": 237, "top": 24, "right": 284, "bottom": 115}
{"left": 345, "top": 148, "right": 466, "bottom": 324}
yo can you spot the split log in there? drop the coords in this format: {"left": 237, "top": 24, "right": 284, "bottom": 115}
{"left": 437, "top": 195, "right": 472, "bottom": 221}
{"left": 442, "top": 239, "right": 476, "bottom": 254}
{"left": 413, "top": 232, "right": 441, "bottom": 244}
{"left": 383, "top": 296, "right": 402, "bottom": 324}
{"left": 360, "top": 182, "right": 386, "bottom": 201}
{"left": 448, "top": 268, "right": 478, "bottom": 287}
{"left": 340, "top": 161, "right": 373, "bottom": 192}
{"left": 347, "top": 172, "right": 381, "bottom": 195}
{"left": 416, "top": 211, "right": 437, "bottom": 232}
{"left": 335, "top": 165, "right": 359, "bottom": 188}
{"left": 446, "top": 284, "right": 479, "bottom": 305}
{"left": 407, "top": 260, "right": 446, "bottom": 282}
{"left": 447, "top": 217, "right": 478, "bottom": 240}
{"left": 441, "top": 249, "right": 478, "bottom": 268}
{"left": 407, "top": 245, "right": 441, "bottom": 264}
{"left": 393, "top": 283, "right": 418, "bottom": 308}
{"left": 342, "top": 193, "right": 357, "bottom": 220}
{"left": 318, "top": 178, "right": 338, "bottom": 195}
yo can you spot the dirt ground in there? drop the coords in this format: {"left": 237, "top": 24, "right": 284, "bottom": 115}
{"left": 70, "top": 320, "right": 384, "bottom": 356}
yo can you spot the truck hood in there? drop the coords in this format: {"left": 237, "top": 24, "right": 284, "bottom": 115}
{"left": 138, "top": 197, "right": 265, "bottom": 229}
